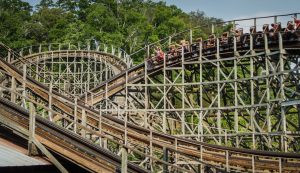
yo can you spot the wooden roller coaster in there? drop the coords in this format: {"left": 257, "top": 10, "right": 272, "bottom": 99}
{"left": 1, "top": 13, "right": 300, "bottom": 173}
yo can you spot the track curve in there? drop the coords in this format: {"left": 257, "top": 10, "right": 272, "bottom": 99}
{"left": 2, "top": 13, "right": 300, "bottom": 172}
{"left": 0, "top": 47, "right": 300, "bottom": 172}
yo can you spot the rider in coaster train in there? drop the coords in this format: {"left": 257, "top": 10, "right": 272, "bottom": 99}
{"left": 153, "top": 46, "right": 165, "bottom": 63}
{"left": 146, "top": 46, "right": 164, "bottom": 68}
{"left": 293, "top": 16, "right": 300, "bottom": 30}
{"left": 177, "top": 39, "right": 189, "bottom": 53}
{"left": 167, "top": 44, "right": 177, "bottom": 58}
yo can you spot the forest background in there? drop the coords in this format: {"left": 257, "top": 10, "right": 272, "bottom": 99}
{"left": 0, "top": 0, "right": 223, "bottom": 62}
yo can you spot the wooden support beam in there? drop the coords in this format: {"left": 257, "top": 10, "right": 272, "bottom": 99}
{"left": 28, "top": 103, "right": 38, "bottom": 156}
{"left": 33, "top": 139, "right": 69, "bottom": 173}
{"left": 11, "top": 77, "right": 16, "bottom": 103}
{"left": 121, "top": 147, "right": 128, "bottom": 173}
{"left": 163, "top": 147, "right": 168, "bottom": 173}
{"left": 81, "top": 108, "right": 86, "bottom": 137}
{"left": 28, "top": 103, "right": 69, "bottom": 173}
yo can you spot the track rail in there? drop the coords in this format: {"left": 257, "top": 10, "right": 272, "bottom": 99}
{"left": 1, "top": 49, "right": 300, "bottom": 172}
{"left": 12, "top": 50, "right": 128, "bottom": 73}
{"left": 0, "top": 97, "right": 147, "bottom": 173}
{"left": 12, "top": 42, "right": 133, "bottom": 69}
{"left": 80, "top": 36, "right": 300, "bottom": 106}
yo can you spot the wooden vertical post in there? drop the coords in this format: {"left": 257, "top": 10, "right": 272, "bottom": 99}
{"left": 163, "top": 147, "right": 168, "bottom": 173}
{"left": 190, "top": 29, "right": 193, "bottom": 45}
{"left": 7, "top": 48, "right": 11, "bottom": 62}
{"left": 11, "top": 77, "right": 16, "bottom": 103}
{"left": 147, "top": 45, "right": 150, "bottom": 58}
{"left": 81, "top": 109, "right": 86, "bottom": 137}
{"left": 252, "top": 155, "right": 255, "bottom": 173}
{"left": 28, "top": 103, "right": 38, "bottom": 156}
{"left": 22, "top": 64, "right": 27, "bottom": 109}
{"left": 74, "top": 98, "right": 77, "bottom": 133}
{"left": 226, "top": 150, "right": 230, "bottom": 172}
{"left": 122, "top": 71, "right": 129, "bottom": 173}
{"left": 99, "top": 109, "right": 102, "bottom": 147}
{"left": 121, "top": 147, "right": 128, "bottom": 173}
{"left": 181, "top": 47, "right": 185, "bottom": 135}
{"left": 49, "top": 82, "right": 53, "bottom": 121}
{"left": 28, "top": 103, "right": 69, "bottom": 173}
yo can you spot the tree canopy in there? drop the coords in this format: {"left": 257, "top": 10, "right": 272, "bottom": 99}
{"left": 0, "top": 0, "right": 224, "bottom": 62}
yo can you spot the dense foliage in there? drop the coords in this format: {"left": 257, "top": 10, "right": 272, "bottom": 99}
{"left": 0, "top": 0, "right": 223, "bottom": 62}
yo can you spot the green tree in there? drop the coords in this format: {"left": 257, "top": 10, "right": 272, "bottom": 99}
{"left": 36, "top": 0, "right": 55, "bottom": 9}
{"left": 0, "top": 0, "right": 224, "bottom": 62}
{"left": 0, "top": 0, "right": 32, "bottom": 47}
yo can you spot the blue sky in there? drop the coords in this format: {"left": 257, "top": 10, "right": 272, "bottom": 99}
{"left": 161, "top": 0, "right": 300, "bottom": 21}
{"left": 25, "top": 0, "right": 299, "bottom": 21}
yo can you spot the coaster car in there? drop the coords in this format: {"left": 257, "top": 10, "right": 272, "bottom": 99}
{"left": 191, "top": 37, "right": 202, "bottom": 53}
{"left": 294, "top": 17, "right": 300, "bottom": 30}
{"left": 241, "top": 26, "right": 256, "bottom": 48}
{"left": 220, "top": 32, "right": 233, "bottom": 51}
{"left": 167, "top": 45, "right": 177, "bottom": 58}
{"left": 269, "top": 22, "right": 282, "bottom": 42}
{"left": 235, "top": 28, "right": 243, "bottom": 42}
{"left": 254, "top": 24, "right": 269, "bottom": 46}
{"left": 207, "top": 34, "right": 216, "bottom": 49}
{"left": 220, "top": 32, "right": 229, "bottom": 44}
{"left": 282, "top": 20, "right": 300, "bottom": 41}
{"left": 202, "top": 34, "right": 216, "bottom": 54}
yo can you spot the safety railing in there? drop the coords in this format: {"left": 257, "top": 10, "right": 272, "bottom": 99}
{"left": 129, "top": 12, "right": 300, "bottom": 61}
{"left": 17, "top": 42, "right": 133, "bottom": 68}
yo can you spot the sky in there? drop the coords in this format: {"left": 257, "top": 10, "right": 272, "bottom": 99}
{"left": 25, "top": 0, "right": 300, "bottom": 30}
{"left": 25, "top": 0, "right": 300, "bottom": 20}
{"left": 161, "top": 0, "right": 300, "bottom": 21}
